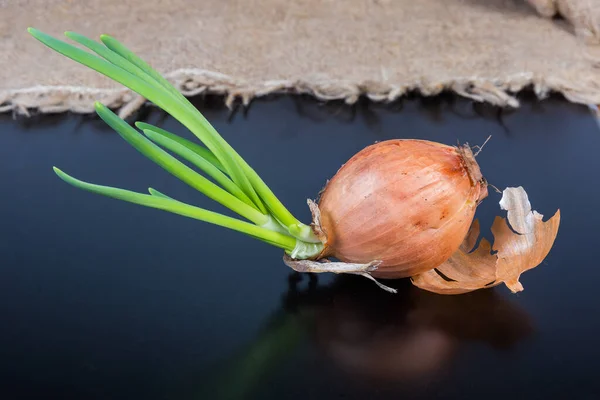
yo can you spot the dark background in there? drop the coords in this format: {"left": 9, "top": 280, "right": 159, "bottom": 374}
{"left": 1, "top": 94, "right": 598, "bottom": 399}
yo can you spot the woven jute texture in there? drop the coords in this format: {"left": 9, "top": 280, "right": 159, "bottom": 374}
{"left": 1, "top": 0, "right": 599, "bottom": 117}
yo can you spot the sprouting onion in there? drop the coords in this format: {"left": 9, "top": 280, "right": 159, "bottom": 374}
{"left": 30, "top": 28, "right": 561, "bottom": 296}
{"left": 28, "top": 28, "right": 323, "bottom": 260}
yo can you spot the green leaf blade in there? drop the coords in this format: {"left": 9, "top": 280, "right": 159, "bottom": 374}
{"left": 141, "top": 127, "right": 254, "bottom": 207}
{"left": 148, "top": 188, "right": 174, "bottom": 199}
{"left": 64, "top": 31, "right": 162, "bottom": 91}
{"left": 94, "top": 102, "right": 268, "bottom": 225}
{"left": 28, "top": 28, "right": 167, "bottom": 111}
{"left": 53, "top": 168, "right": 296, "bottom": 251}
{"left": 99, "top": 34, "right": 188, "bottom": 103}
{"left": 135, "top": 122, "right": 224, "bottom": 171}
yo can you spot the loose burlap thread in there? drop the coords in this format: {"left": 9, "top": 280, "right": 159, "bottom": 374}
{"left": 1, "top": 0, "right": 599, "bottom": 118}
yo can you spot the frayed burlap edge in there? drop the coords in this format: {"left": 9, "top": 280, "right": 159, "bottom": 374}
{"left": 2, "top": 69, "right": 600, "bottom": 119}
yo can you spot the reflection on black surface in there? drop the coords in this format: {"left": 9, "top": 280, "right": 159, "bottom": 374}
{"left": 201, "top": 274, "right": 533, "bottom": 399}
{"left": 286, "top": 274, "right": 533, "bottom": 382}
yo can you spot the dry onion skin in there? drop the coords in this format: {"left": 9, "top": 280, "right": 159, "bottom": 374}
{"left": 29, "top": 28, "right": 560, "bottom": 296}
{"left": 411, "top": 187, "right": 560, "bottom": 295}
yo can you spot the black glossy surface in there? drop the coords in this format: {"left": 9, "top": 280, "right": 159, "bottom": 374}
{"left": 1, "top": 95, "right": 599, "bottom": 399}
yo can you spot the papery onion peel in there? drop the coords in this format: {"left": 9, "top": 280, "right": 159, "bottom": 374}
{"left": 411, "top": 186, "right": 560, "bottom": 294}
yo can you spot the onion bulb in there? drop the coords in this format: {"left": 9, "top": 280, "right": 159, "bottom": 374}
{"left": 313, "top": 139, "right": 488, "bottom": 278}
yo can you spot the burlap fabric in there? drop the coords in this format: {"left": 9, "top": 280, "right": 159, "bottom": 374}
{"left": 1, "top": 0, "right": 599, "bottom": 117}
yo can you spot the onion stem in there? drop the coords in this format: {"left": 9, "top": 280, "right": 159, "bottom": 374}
{"left": 27, "top": 28, "right": 322, "bottom": 256}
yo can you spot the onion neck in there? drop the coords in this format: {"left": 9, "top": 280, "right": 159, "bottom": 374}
{"left": 286, "top": 240, "right": 324, "bottom": 260}
{"left": 457, "top": 144, "right": 488, "bottom": 203}
{"left": 259, "top": 215, "right": 323, "bottom": 258}
{"left": 287, "top": 222, "right": 322, "bottom": 243}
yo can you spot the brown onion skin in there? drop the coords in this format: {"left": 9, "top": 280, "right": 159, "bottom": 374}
{"left": 316, "top": 139, "right": 488, "bottom": 279}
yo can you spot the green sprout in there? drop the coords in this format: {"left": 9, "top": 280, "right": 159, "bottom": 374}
{"left": 27, "top": 28, "right": 323, "bottom": 259}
